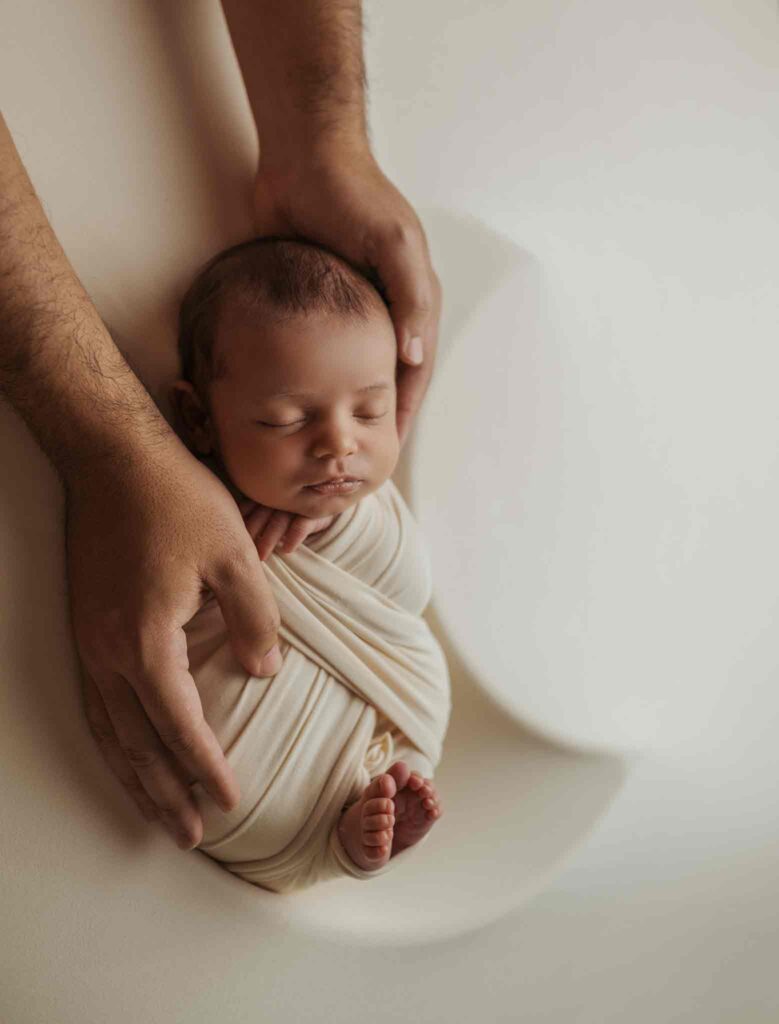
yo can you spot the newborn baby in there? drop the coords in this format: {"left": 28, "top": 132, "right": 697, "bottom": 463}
{"left": 168, "top": 235, "right": 451, "bottom": 894}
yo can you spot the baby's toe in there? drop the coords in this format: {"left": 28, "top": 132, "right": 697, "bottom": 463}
{"left": 419, "top": 780, "right": 442, "bottom": 818}
{"left": 386, "top": 761, "right": 411, "bottom": 792}
{"left": 365, "top": 812, "right": 395, "bottom": 830}
{"left": 366, "top": 773, "right": 396, "bottom": 801}
{"left": 364, "top": 796, "right": 394, "bottom": 818}
{"left": 364, "top": 828, "right": 393, "bottom": 847}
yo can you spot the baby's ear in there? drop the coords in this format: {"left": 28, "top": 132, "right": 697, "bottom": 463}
{"left": 169, "top": 380, "right": 214, "bottom": 455}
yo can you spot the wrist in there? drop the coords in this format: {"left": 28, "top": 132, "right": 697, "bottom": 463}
{"left": 259, "top": 131, "right": 373, "bottom": 185}
{"left": 58, "top": 416, "right": 185, "bottom": 494}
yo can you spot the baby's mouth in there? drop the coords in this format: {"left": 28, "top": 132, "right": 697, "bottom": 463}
{"left": 304, "top": 477, "right": 363, "bottom": 495}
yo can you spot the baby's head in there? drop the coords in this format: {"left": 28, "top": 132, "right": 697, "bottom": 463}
{"left": 170, "top": 236, "right": 400, "bottom": 516}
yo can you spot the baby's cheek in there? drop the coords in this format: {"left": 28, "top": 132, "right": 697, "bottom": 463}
{"left": 226, "top": 440, "right": 280, "bottom": 502}
{"left": 377, "top": 428, "right": 400, "bottom": 476}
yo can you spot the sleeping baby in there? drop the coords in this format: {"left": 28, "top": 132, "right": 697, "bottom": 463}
{"left": 168, "top": 235, "right": 451, "bottom": 894}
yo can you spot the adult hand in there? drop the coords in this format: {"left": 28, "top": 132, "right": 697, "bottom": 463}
{"left": 252, "top": 145, "right": 443, "bottom": 449}
{"left": 65, "top": 445, "right": 283, "bottom": 850}
{"left": 238, "top": 498, "right": 336, "bottom": 562}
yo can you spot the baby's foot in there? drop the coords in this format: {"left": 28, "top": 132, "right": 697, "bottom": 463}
{"left": 391, "top": 769, "right": 443, "bottom": 856}
{"left": 337, "top": 761, "right": 411, "bottom": 872}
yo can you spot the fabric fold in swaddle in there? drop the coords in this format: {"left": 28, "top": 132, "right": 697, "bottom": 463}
{"left": 184, "top": 478, "right": 451, "bottom": 894}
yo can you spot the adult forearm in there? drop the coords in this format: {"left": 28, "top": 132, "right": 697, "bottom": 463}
{"left": 219, "top": 0, "right": 370, "bottom": 170}
{"left": 0, "top": 113, "right": 176, "bottom": 483}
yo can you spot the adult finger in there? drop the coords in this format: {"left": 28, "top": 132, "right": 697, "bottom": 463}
{"left": 95, "top": 653, "right": 219, "bottom": 850}
{"left": 371, "top": 220, "right": 435, "bottom": 369}
{"left": 80, "top": 665, "right": 161, "bottom": 824}
{"left": 205, "top": 542, "right": 283, "bottom": 678}
{"left": 395, "top": 267, "right": 443, "bottom": 446}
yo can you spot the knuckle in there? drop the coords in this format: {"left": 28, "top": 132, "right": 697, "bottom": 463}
{"left": 260, "top": 612, "right": 282, "bottom": 638}
{"left": 119, "top": 743, "right": 159, "bottom": 770}
{"left": 154, "top": 802, "right": 179, "bottom": 819}
{"left": 379, "top": 218, "right": 418, "bottom": 250}
{"left": 286, "top": 522, "right": 308, "bottom": 542}
{"left": 157, "top": 710, "right": 203, "bottom": 756}
{"left": 160, "top": 728, "right": 197, "bottom": 757}
{"left": 246, "top": 605, "right": 281, "bottom": 639}
{"left": 209, "top": 547, "right": 255, "bottom": 589}
{"left": 84, "top": 711, "right": 114, "bottom": 746}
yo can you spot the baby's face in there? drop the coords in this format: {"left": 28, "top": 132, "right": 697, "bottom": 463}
{"left": 202, "top": 309, "right": 400, "bottom": 516}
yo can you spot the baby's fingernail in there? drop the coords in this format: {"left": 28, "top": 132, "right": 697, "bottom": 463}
{"left": 403, "top": 335, "right": 424, "bottom": 365}
{"left": 258, "top": 643, "right": 282, "bottom": 676}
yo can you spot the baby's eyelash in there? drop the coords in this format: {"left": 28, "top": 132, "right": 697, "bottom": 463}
{"left": 257, "top": 413, "right": 387, "bottom": 429}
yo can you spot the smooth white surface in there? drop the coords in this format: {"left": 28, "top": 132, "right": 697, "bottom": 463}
{"left": 399, "top": 6, "right": 779, "bottom": 754}
{"left": 2, "top": 0, "right": 778, "bottom": 1020}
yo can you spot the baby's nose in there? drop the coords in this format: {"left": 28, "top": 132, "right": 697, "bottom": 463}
{"left": 312, "top": 426, "right": 357, "bottom": 459}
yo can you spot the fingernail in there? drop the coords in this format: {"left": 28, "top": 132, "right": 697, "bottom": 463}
{"left": 258, "top": 643, "right": 283, "bottom": 676}
{"left": 403, "top": 335, "right": 423, "bottom": 365}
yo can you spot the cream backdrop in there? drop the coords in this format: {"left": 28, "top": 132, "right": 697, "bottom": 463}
{"left": 2, "top": 1, "right": 779, "bottom": 1021}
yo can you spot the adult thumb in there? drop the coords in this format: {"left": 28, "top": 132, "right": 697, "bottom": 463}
{"left": 371, "top": 225, "right": 434, "bottom": 367}
{"left": 207, "top": 552, "right": 283, "bottom": 678}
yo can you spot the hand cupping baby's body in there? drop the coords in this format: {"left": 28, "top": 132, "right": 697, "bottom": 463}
{"left": 183, "top": 477, "right": 451, "bottom": 894}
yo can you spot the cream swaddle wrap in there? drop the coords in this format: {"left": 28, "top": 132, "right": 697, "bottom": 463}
{"left": 184, "top": 477, "right": 452, "bottom": 894}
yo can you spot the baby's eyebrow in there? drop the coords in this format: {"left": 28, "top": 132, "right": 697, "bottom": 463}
{"left": 264, "top": 381, "right": 392, "bottom": 400}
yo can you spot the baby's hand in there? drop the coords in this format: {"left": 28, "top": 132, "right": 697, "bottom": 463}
{"left": 238, "top": 499, "right": 337, "bottom": 562}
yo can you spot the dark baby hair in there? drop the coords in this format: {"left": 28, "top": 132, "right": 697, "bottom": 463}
{"left": 177, "top": 235, "right": 390, "bottom": 408}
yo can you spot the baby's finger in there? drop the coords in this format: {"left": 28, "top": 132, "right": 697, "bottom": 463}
{"left": 244, "top": 504, "right": 273, "bottom": 543}
{"left": 258, "top": 511, "right": 292, "bottom": 561}
{"left": 278, "top": 516, "right": 317, "bottom": 553}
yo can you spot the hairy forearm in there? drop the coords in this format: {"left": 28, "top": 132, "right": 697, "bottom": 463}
{"left": 0, "top": 113, "right": 176, "bottom": 483}
{"left": 219, "top": 0, "right": 370, "bottom": 170}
